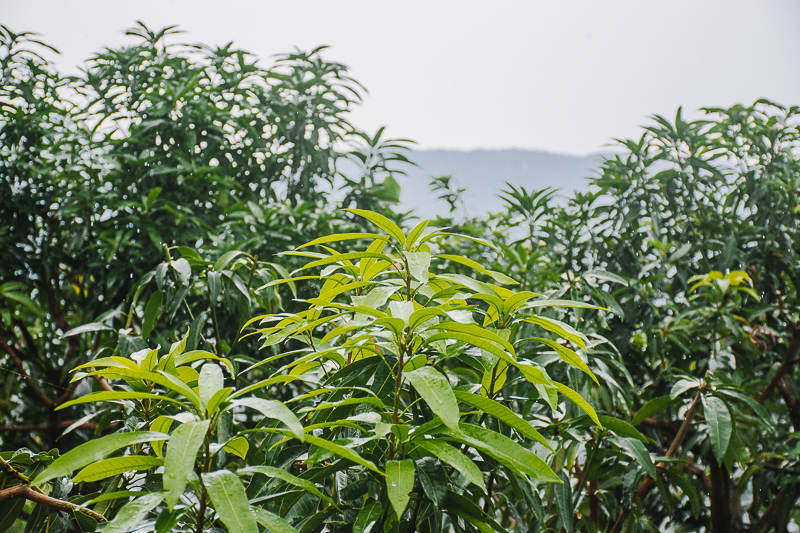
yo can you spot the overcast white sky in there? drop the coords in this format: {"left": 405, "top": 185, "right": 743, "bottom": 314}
{"left": 5, "top": 1, "right": 800, "bottom": 155}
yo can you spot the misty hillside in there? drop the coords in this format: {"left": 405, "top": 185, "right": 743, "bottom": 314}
{"left": 397, "top": 149, "right": 608, "bottom": 218}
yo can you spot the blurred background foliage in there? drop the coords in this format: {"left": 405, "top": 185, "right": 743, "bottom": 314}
{"left": 1, "top": 22, "right": 800, "bottom": 533}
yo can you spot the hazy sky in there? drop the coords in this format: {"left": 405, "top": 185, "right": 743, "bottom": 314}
{"left": 5, "top": 1, "right": 800, "bottom": 155}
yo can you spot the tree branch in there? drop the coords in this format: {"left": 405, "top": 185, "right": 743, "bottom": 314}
{"left": 0, "top": 483, "right": 107, "bottom": 523}
{"left": 608, "top": 392, "right": 703, "bottom": 533}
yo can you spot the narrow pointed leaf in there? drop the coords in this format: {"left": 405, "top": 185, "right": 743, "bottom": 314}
{"left": 32, "top": 431, "right": 169, "bottom": 486}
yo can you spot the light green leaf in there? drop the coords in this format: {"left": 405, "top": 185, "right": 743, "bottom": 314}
{"left": 454, "top": 391, "right": 552, "bottom": 451}
{"left": 252, "top": 507, "right": 299, "bottom": 533}
{"left": 405, "top": 252, "right": 431, "bottom": 282}
{"left": 532, "top": 337, "right": 598, "bottom": 385}
{"left": 344, "top": 208, "right": 406, "bottom": 245}
{"left": 448, "top": 423, "right": 560, "bottom": 483}
{"left": 414, "top": 439, "right": 484, "bottom": 488}
{"left": 524, "top": 316, "right": 588, "bottom": 350}
{"left": 202, "top": 470, "right": 259, "bottom": 533}
{"left": 703, "top": 395, "right": 732, "bottom": 462}
{"left": 164, "top": 419, "right": 209, "bottom": 508}
{"left": 238, "top": 466, "right": 334, "bottom": 505}
{"left": 405, "top": 366, "right": 460, "bottom": 431}
{"left": 296, "top": 233, "right": 386, "bottom": 249}
{"left": 56, "top": 391, "right": 187, "bottom": 411}
{"left": 386, "top": 459, "right": 415, "bottom": 518}
{"left": 198, "top": 363, "right": 224, "bottom": 411}
{"left": 388, "top": 300, "right": 415, "bottom": 325}
{"left": 103, "top": 493, "right": 165, "bottom": 533}
{"left": 554, "top": 382, "right": 602, "bottom": 428}
{"left": 32, "top": 431, "right": 169, "bottom": 486}
{"left": 74, "top": 456, "right": 163, "bottom": 483}
{"left": 223, "top": 436, "right": 249, "bottom": 459}
{"left": 230, "top": 398, "right": 303, "bottom": 441}
{"left": 298, "top": 252, "right": 393, "bottom": 272}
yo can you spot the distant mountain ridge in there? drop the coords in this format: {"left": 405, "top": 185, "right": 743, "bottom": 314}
{"left": 398, "top": 149, "right": 608, "bottom": 218}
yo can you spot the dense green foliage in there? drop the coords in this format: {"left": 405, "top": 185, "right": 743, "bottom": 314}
{"left": 2, "top": 24, "right": 800, "bottom": 533}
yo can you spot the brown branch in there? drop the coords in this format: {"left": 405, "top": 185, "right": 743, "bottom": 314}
{"left": 608, "top": 392, "right": 703, "bottom": 533}
{"left": 0, "top": 483, "right": 107, "bottom": 523}
{"left": 757, "top": 325, "right": 800, "bottom": 404}
{"left": 93, "top": 375, "right": 114, "bottom": 392}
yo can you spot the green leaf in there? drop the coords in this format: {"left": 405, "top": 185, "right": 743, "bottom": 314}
{"left": 101, "top": 492, "right": 165, "bottom": 533}
{"left": 223, "top": 436, "right": 249, "bottom": 459}
{"left": 524, "top": 316, "right": 588, "bottom": 350}
{"left": 554, "top": 382, "right": 602, "bottom": 428}
{"left": 202, "top": 470, "right": 259, "bottom": 533}
{"left": 85, "top": 368, "right": 201, "bottom": 411}
{"left": 345, "top": 208, "right": 406, "bottom": 245}
{"left": 74, "top": 456, "right": 164, "bottom": 483}
{"left": 57, "top": 391, "right": 188, "bottom": 411}
{"left": 252, "top": 507, "right": 299, "bottom": 533}
{"left": 230, "top": 398, "right": 303, "bottom": 441}
{"left": 405, "top": 251, "right": 431, "bottom": 282}
{"left": 631, "top": 396, "right": 673, "bottom": 426}
{"left": 703, "top": 395, "right": 732, "bottom": 462}
{"left": 405, "top": 366, "right": 460, "bottom": 431}
{"left": 582, "top": 270, "right": 629, "bottom": 286}
{"left": 215, "top": 250, "right": 246, "bottom": 272}
{"left": 386, "top": 459, "right": 415, "bottom": 518}
{"left": 716, "top": 389, "right": 773, "bottom": 427}
{"left": 615, "top": 437, "right": 657, "bottom": 479}
{"left": 531, "top": 337, "right": 598, "bottom": 385}
{"left": 352, "top": 501, "right": 382, "bottom": 533}
{"left": 304, "top": 435, "right": 381, "bottom": 474}
{"left": 198, "top": 363, "right": 224, "bottom": 412}
{"left": 454, "top": 391, "right": 552, "bottom": 451}
{"left": 164, "top": 419, "right": 209, "bottom": 508}
{"left": 141, "top": 290, "right": 163, "bottom": 340}
{"left": 598, "top": 416, "right": 648, "bottom": 442}
{"left": 1, "top": 291, "right": 45, "bottom": 320}
{"left": 554, "top": 471, "right": 573, "bottom": 533}
{"left": 296, "top": 233, "right": 386, "bottom": 249}
{"left": 448, "top": 423, "right": 560, "bottom": 483}
{"left": 238, "top": 466, "right": 335, "bottom": 505}
{"left": 671, "top": 379, "right": 701, "bottom": 400}
{"left": 32, "top": 431, "right": 169, "bottom": 486}
{"left": 414, "top": 439, "right": 484, "bottom": 488}
{"left": 62, "top": 322, "right": 114, "bottom": 337}
{"left": 0, "top": 499, "right": 25, "bottom": 532}
{"left": 663, "top": 469, "right": 701, "bottom": 518}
